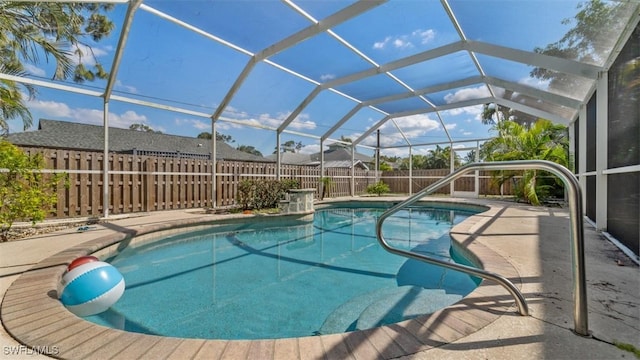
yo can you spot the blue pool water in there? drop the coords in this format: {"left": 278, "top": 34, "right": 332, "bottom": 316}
{"left": 87, "top": 205, "right": 480, "bottom": 340}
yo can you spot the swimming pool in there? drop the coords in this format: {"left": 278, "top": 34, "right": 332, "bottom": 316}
{"left": 87, "top": 204, "right": 481, "bottom": 340}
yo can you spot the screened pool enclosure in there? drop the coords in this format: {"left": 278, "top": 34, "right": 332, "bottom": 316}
{"left": 2, "top": 1, "right": 639, "bottom": 255}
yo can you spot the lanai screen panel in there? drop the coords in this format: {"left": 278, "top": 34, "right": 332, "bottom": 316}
{"left": 144, "top": 0, "right": 310, "bottom": 54}
{"left": 330, "top": 1, "right": 461, "bottom": 64}
{"left": 475, "top": 54, "right": 595, "bottom": 103}
{"left": 389, "top": 52, "right": 480, "bottom": 91}
{"left": 115, "top": 8, "right": 249, "bottom": 113}
{"left": 293, "top": 91, "right": 359, "bottom": 138}
{"left": 426, "top": 84, "right": 491, "bottom": 107}
{"left": 225, "top": 61, "right": 318, "bottom": 130}
{"left": 375, "top": 98, "right": 433, "bottom": 115}
{"left": 331, "top": 107, "right": 387, "bottom": 142}
{"left": 270, "top": 32, "right": 374, "bottom": 84}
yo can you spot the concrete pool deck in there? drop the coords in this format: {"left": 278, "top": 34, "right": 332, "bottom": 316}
{"left": 1, "top": 198, "right": 638, "bottom": 359}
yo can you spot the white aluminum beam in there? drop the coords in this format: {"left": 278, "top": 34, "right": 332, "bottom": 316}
{"left": 354, "top": 115, "right": 390, "bottom": 146}
{"left": 467, "top": 41, "right": 602, "bottom": 79}
{"left": 381, "top": 137, "right": 491, "bottom": 149}
{"left": 497, "top": 98, "right": 572, "bottom": 125}
{"left": 485, "top": 76, "right": 583, "bottom": 109}
{"left": 321, "top": 104, "right": 363, "bottom": 141}
{"left": 278, "top": 86, "right": 323, "bottom": 133}
{"left": 211, "top": 1, "right": 383, "bottom": 123}
{"left": 434, "top": 97, "right": 494, "bottom": 112}
{"left": 0, "top": 73, "right": 102, "bottom": 97}
{"left": 361, "top": 76, "right": 484, "bottom": 107}
{"left": 260, "top": 0, "right": 386, "bottom": 60}
{"left": 104, "top": 0, "right": 143, "bottom": 99}
{"left": 323, "top": 41, "right": 465, "bottom": 89}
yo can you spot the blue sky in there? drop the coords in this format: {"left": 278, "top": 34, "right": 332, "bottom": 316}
{"left": 13, "top": 0, "right": 593, "bottom": 158}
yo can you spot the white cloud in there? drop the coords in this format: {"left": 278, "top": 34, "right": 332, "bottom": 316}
{"left": 518, "top": 76, "right": 550, "bottom": 89}
{"left": 299, "top": 144, "right": 319, "bottom": 154}
{"left": 393, "top": 38, "right": 413, "bottom": 49}
{"left": 175, "top": 118, "right": 209, "bottom": 131}
{"left": 28, "top": 99, "right": 72, "bottom": 118}
{"left": 115, "top": 80, "right": 138, "bottom": 94}
{"left": 320, "top": 73, "right": 336, "bottom": 81}
{"left": 67, "top": 43, "right": 109, "bottom": 66}
{"left": 233, "top": 111, "right": 316, "bottom": 131}
{"left": 413, "top": 29, "right": 436, "bottom": 44}
{"left": 373, "top": 36, "right": 392, "bottom": 50}
{"left": 445, "top": 123, "right": 457, "bottom": 130}
{"left": 442, "top": 104, "right": 484, "bottom": 118}
{"left": 24, "top": 64, "right": 46, "bottom": 77}
{"left": 26, "top": 98, "right": 148, "bottom": 129}
{"left": 373, "top": 28, "right": 436, "bottom": 50}
{"left": 463, "top": 131, "right": 473, "bottom": 136}
{"left": 444, "top": 85, "right": 491, "bottom": 104}
{"left": 360, "top": 114, "right": 441, "bottom": 147}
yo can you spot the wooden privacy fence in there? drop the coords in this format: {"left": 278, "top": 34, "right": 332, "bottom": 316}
{"left": 19, "top": 148, "right": 378, "bottom": 219}
{"left": 18, "top": 147, "right": 515, "bottom": 219}
{"left": 381, "top": 169, "right": 515, "bottom": 196}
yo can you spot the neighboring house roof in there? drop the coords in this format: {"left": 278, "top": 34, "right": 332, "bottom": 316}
{"left": 322, "top": 160, "right": 369, "bottom": 170}
{"left": 6, "top": 119, "right": 270, "bottom": 162}
{"left": 310, "top": 145, "right": 374, "bottom": 163}
{"left": 266, "top": 144, "right": 374, "bottom": 168}
{"left": 265, "top": 152, "right": 318, "bottom": 165}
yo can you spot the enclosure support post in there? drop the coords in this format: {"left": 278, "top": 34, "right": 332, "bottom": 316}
{"left": 351, "top": 146, "right": 355, "bottom": 196}
{"left": 595, "top": 72, "right": 608, "bottom": 230}
{"left": 211, "top": 119, "right": 217, "bottom": 208}
{"left": 408, "top": 146, "right": 413, "bottom": 195}
{"left": 102, "top": 101, "right": 110, "bottom": 218}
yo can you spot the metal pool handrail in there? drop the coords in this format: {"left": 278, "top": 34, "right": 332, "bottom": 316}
{"left": 375, "top": 160, "right": 589, "bottom": 336}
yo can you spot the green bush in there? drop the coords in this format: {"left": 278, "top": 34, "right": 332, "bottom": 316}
{"left": 366, "top": 181, "right": 390, "bottom": 197}
{"left": 0, "top": 140, "right": 66, "bottom": 241}
{"left": 237, "top": 178, "right": 299, "bottom": 210}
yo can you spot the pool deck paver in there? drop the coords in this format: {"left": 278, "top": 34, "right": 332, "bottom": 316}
{"left": 1, "top": 198, "right": 639, "bottom": 359}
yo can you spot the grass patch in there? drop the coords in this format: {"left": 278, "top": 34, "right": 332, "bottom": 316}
{"left": 615, "top": 341, "right": 640, "bottom": 359}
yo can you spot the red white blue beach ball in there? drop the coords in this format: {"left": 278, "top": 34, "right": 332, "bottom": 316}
{"left": 58, "top": 257, "right": 125, "bottom": 317}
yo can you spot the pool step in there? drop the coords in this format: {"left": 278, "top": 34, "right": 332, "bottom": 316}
{"left": 355, "top": 287, "right": 462, "bottom": 331}
{"left": 319, "top": 286, "right": 461, "bottom": 335}
{"left": 319, "top": 286, "right": 405, "bottom": 335}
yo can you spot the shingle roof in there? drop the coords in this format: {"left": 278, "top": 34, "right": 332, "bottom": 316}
{"left": 310, "top": 146, "right": 374, "bottom": 163}
{"left": 265, "top": 152, "right": 318, "bottom": 165}
{"left": 6, "top": 119, "right": 270, "bottom": 162}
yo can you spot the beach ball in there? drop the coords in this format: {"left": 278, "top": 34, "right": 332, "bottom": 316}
{"left": 58, "top": 259, "right": 125, "bottom": 317}
{"left": 67, "top": 255, "right": 100, "bottom": 271}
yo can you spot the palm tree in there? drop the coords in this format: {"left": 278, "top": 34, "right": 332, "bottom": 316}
{"left": 0, "top": 3, "right": 114, "bottom": 133}
{"left": 0, "top": 64, "right": 34, "bottom": 135}
{"left": 482, "top": 119, "right": 568, "bottom": 205}
{"left": 426, "top": 145, "right": 460, "bottom": 169}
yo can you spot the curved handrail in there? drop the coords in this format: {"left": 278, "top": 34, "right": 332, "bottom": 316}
{"left": 375, "top": 160, "right": 588, "bottom": 335}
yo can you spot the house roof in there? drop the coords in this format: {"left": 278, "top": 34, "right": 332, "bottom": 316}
{"left": 323, "top": 160, "right": 369, "bottom": 170}
{"left": 266, "top": 144, "right": 374, "bottom": 166}
{"left": 6, "top": 119, "right": 269, "bottom": 162}
{"left": 265, "top": 152, "right": 318, "bottom": 166}
{"left": 310, "top": 146, "right": 374, "bottom": 163}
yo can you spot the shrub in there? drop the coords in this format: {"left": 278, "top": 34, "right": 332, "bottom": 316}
{"left": 366, "top": 181, "right": 390, "bottom": 196}
{"left": 237, "top": 178, "right": 299, "bottom": 210}
{"left": 237, "top": 179, "right": 255, "bottom": 210}
{"left": 0, "top": 140, "right": 66, "bottom": 241}
{"left": 367, "top": 180, "right": 391, "bottom": 196}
